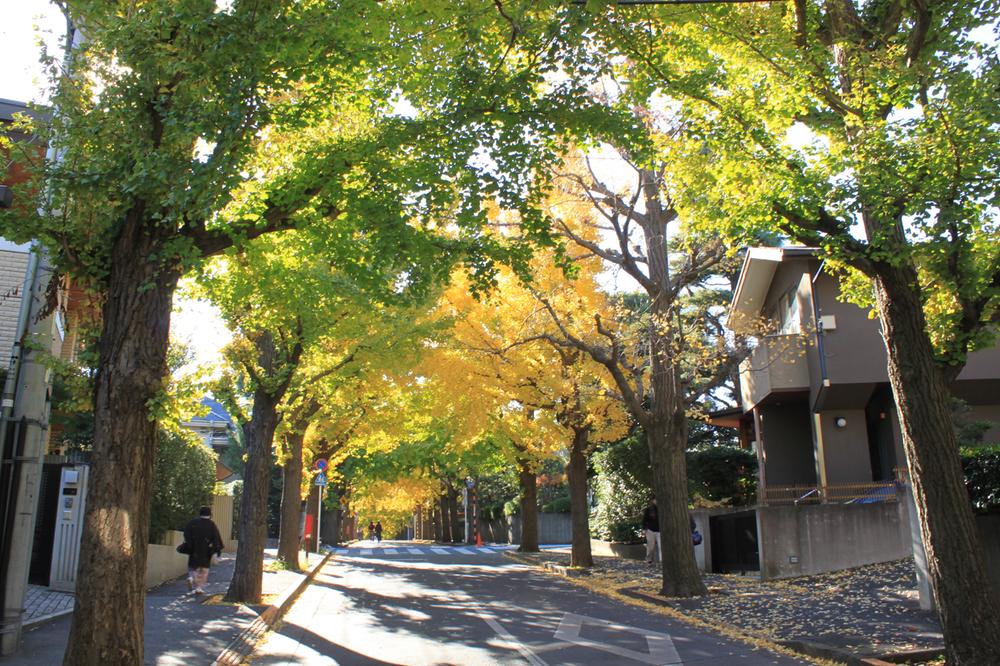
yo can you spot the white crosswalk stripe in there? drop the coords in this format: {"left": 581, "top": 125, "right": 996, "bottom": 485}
{"left": 331, "top": 544, "right": 521, "bottom": 558}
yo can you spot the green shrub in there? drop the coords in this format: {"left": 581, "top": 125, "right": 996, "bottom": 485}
{"left": 149, "top": 430, "right": 217, "bottom": 543}
{"left": 541, "top": 495, "right": 571, "bottom": 513}
{"left": 589, "top": 430, "right": 651, "bottom": 543}
{"left": 686, "top": 446, "right": 758, "bottom": 506}
{"left": 962, "top": 445, "right": 1000, "bottom": 514}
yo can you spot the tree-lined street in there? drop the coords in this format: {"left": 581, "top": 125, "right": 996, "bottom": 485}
{"left": 0, "top": 1, "right": 998, "bottom": 665}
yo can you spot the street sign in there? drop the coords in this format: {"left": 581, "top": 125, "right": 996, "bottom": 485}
{"left": 314, "top": 473, "right": 328, "bottom": 486}
{"left": 314, "top": 458, "right": 328, "bottom": 471}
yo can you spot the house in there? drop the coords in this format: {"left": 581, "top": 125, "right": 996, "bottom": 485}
{"left": 727, "top": 246, "right": 1000, "bottom": 500}
{"left": 180, "top": 397, "right": 239, "bottom": 484}
{"left": 697, "top": 246, "right": 1000, "bottom": 594}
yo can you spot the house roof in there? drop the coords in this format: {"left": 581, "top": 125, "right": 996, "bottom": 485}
{"left": 0, "top": 98, "right": 48, "bottom": 124}
{"left": 193, "top": 397, "right": 234, "bottom": 426}
{"left": 729, "top": 246, "right": 818, "bottom": 332}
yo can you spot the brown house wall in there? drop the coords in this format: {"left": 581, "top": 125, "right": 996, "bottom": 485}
{"left": 758, "top": 403, "right": 815, "bottom": 487}
{"left": 814, "top": 409, "right": 872, "bottom": 485}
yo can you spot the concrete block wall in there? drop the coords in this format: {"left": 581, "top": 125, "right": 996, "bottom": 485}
{"left": 0, "top": 249, "right": 29, "bottom": 360}
{"left": 478, "top": 512, "right": 573, "bottom": 545}
{"left": 756, "top": 502, "right": 910, "bottom": 579}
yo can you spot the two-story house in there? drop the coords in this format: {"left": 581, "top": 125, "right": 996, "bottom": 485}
{"left": 698, "top": 246, "right": 1000, "bottom": 591}
{"left": 728, "top": 246, "right": 1000, "bottom": 501}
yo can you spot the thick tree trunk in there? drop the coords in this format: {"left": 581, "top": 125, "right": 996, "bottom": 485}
{"left": 439, "top": 494, "right": 452, "bottom": 542}
{"left": 276, "top": 431, "right": 305, "bottom": 570}
{"left": 567, "top": 428, "right": 592, "bottom": 567}
{"left": 63, "top": 225, "right": 179, "bottom": 666}
{"left": 647, "top": 417, "right": 707, "bottom": 597}
{"left": 447, "top": 488, "right": 462, "bottom": 543}
{"left": 225, "top": 387, "right": 281, "bottom": 603}
{"left": 873, "top": 265, "right": 1000, "bottom": 664}
{"left": 517, "top": 461, "right": 539, "bottom": 552}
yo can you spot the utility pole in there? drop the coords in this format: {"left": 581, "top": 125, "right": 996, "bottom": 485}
{"left": 0, "top": 245, "right": 56, "bottom": 655}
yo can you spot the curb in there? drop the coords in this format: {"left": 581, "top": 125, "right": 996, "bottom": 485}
{"left": 23, "top": 609, "right": 73, "bottom": 630}
{"left": 212, "top": 552, "right": 332, "bottom": 666}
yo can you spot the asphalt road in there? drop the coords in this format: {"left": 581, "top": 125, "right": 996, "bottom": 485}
{"left": 251, "top": 542, "right": 812, "bottom": 666}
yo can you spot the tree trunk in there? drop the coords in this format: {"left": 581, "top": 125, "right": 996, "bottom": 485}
{"left": 225, "top": 386, "right": 282, "bottom": 603}
{"left": 276, "top": 431, "right": 305, "bottom": 570}
{"left": 517, "top": 461, "right": 539, "bottom": 552}
{"left": 567, "top": 428, "right": 592, "bottom": 567}
{"left": 63, "top": 222, "right": 178, "bottom": 666}
{"left": 432, "top": 508, "right": 443, "bottom": 542}
{"left": 873, "top": 265, "right": 1000, "bottom": 664}
{"left": 439, "top": 494, "right": 452, "bottom": 542}
{"left": 447, "top": 488, "right": 462, "bottom": 544}
{"left": 647, "top": 417, "right": 707, "bottom": 597}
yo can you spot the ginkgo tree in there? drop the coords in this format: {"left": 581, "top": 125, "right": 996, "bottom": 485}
{"left": 514, "top": 152, "right": 748, "bottom": 596}
{"left": 0, "top": 1, "right": 631, "bottom": 660}
{"left": 430, "top": 238, "right": 629, "bottom": 563}
{"left": 585, "top": 2, "right": 1000, "bottom": 660}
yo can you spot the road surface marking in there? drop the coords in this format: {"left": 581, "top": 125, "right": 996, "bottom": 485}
{"left": 359, "top": 549, "right": 372, "bottom": 555}
{"left": 407, "top": 548, "right": 423, "bottom": 555}
{"left": 430, "top": 548, "right": 449, "bottom": 554}
{"left": 476, "top": 609, "right": 549, "bottom": 666}
{"left": 553, "top": 612, "right": 681, "bottom": 665}
{"left": 384, "top": 548, "right": 398, "bottom": 554}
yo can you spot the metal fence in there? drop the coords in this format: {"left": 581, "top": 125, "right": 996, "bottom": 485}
{"left": 760, "top": 481, "right": 899, "bottom": 506}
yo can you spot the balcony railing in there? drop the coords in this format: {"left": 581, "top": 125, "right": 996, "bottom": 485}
{"left": 760, "top": 481, "right": 900, "bottom": 506}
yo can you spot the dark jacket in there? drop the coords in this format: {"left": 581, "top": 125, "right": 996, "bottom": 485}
{"left": 183, "top": 516, "right": 224, "bottom": 569}
{"left": 642, "top": 505, "right": 659, "bottom": 532}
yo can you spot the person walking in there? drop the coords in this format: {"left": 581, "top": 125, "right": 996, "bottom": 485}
{"left": 367, "top": 521, "right": 376, "bottom": 541}
{"left": 642, "top": 498, "right": 660, "bottom": 564}
{"left": 374, "top": 521, "right": 383, "bottom": 543}
{"left": 183, "top": 505, "right": 225, "bottom": 595}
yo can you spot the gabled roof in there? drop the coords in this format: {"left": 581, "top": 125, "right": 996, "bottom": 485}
{"left": 729, "top": 246, "right": 817, "bottom": 332}
{"left": 193, "top": 397, "right": 234, "bottom": 426}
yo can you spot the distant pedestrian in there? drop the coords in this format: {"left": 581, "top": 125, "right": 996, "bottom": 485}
{"left": 182, "top": 506, "right": 224, "bottom": 595}
{"left": 368, "top": 521, "right": 376, "bottom": 541}
{"left": 374, "top": 521, "right": 383, "bottom": 543}
{"left": 642, "top": 498, "right": 660, "bottom": 564}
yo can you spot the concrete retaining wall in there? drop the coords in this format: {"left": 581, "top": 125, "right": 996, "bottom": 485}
{"left": 589, "top": 539, "right": 645, "bottom": 560}
{"left": 145, "top": 530, "right": 237, "bottom": 588}
{"left": 756, "top": 502, "right": 909, "bottom": 579}
{"left": 478, "top": 512, "right": 572, "bottom": 545}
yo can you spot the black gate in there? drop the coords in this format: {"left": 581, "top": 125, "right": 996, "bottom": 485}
{"left": 709, "top": 510, "right": 760, "bottom": 574}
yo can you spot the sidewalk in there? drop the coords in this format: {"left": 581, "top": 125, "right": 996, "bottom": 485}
{"left": 1, "top": 550, "right": 326, "bottom": 666}
{"left": 508, "top": 549, "right": 944, "bottom": 665}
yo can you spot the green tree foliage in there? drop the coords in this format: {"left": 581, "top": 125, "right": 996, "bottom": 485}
{"left": 584, "top": 3, "right": 1000, "bottom": 658}
{"left": 962, "top": 446, "right": 1000, "bottom": 515}
{"left": 149, "top": 431, "right": 216, "bottom": 544}
{"left": 687, "top": 446, "right": 757, "bottom": 508}
{"left": 590, "top": 429, "right": 651, "bottom": 543}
